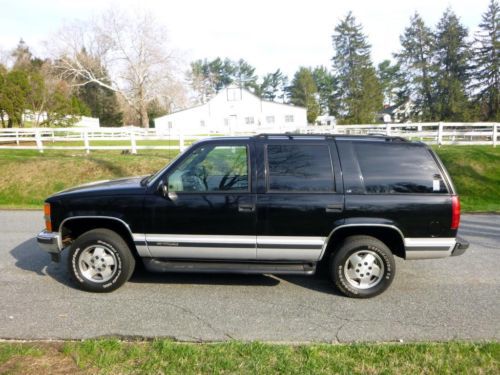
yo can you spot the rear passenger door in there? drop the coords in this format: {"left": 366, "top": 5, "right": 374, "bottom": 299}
{"left": 255, "top": 139, "right": 344, "bottom": 261}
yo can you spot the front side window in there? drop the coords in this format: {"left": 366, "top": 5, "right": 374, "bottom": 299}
{"left": 266, "top": 144, "right": 334, "bottom": 192}
{"left": 168, "top": 145, "right": 249, "bottom": 192}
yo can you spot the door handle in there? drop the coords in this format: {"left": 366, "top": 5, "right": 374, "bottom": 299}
{"left": 325, "top": 204, "right": 343, "bottom": 213}
{"left": 238, "top": 204, "right": 255, "bottom": 213}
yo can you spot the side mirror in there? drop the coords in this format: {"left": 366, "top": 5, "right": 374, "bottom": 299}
{"left": 158, "top": 180, "right": 178, "bottom": 201}
{"left": 158, "top": 180, "right": 169, "bottom": 197}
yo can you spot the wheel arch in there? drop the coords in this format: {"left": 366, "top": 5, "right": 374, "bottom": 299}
{"left": 59, "top": 216, "right": 141, "bottom": 259}
{"left": 320, "top": 224, "right": 406, "bottom": 261}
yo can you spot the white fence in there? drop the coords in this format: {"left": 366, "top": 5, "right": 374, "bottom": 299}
{"left": 309, "top": 122, "right": 499, "bottom": 147}
{"left": 0, "top": 122, "right": 497, "bottom": 154}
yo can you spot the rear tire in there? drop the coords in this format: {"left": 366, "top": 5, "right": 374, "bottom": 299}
{"left": 68, "top": 229, "right": 135, "bottom": 292}
{"left": 330, "top": 235, "right": 395, "bottom": 298}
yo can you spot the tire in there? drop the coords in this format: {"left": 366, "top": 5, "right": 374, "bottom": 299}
{"left": 68, "top": 229, "right": 136, "bottom": 292}
{"left": 330, "top": 235, "right": 395, "bottom": 298}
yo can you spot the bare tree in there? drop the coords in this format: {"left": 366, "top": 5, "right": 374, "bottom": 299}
{"left": 50, "top": 9, "right": 175, "bottom": 127}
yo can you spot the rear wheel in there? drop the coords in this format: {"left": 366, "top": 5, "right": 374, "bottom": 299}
{"left": 330, "top": 235, "right": 395, "bottom": 298}
{"left": 68, "top": 229, "right": 135, "bottom": 292}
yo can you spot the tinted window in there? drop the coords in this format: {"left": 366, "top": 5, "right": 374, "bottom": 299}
{"left": 266, "top": 144, "right": 334, "bottom": 192}
{"left": 169, "top": 145, "right": 248, "bottom": 192}
{"left": 354, "top": 142, "right": 448, "bottom": 194}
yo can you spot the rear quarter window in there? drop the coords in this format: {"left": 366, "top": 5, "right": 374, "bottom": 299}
{"left": 353, "top": 142, "right": 449, "bottom": 194}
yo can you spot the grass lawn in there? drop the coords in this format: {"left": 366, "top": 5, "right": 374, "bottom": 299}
{"left": 0, "top": 340, "right": 498, "bottom": 374}
{"left": 434, "top": 146, "right": 500, "bottom": 212}
{"left": 0, "top": 145, "right": 498, "bottom": 212}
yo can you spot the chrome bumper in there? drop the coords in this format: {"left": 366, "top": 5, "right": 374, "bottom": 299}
{"left": 37, "top": 230, "right": 62, "bottom": 262}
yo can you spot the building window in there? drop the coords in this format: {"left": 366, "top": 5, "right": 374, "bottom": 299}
{"left": 266, "top": 116, "right": 275, "bottom": 124}
{"left": 200, "top": 120, "right": 205, "bottom": 127}
{"left": 245, "top": 116, "right": 255, "bottom": 125}
{"left": 168, "top": 121, "right": 173, "bottom": 129}
{"left": 227, "top": 88, "right": 242, "bottom": 101}
{"left": 285, "top": 115, "right": 294, "bottom": 123}
{"left": 224, "top": 118, "right": 229, "bottom": 126}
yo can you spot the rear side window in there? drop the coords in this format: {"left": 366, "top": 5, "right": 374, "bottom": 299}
{"left": 353, "top": 142, "right": 448, "bottom": 194}
{"left": 266, "top": 144, "right": 334, "bottom": 192}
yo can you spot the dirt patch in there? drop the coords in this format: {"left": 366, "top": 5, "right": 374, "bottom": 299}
{"left": 0, "top": 344, "right": 90, "bottom": 375}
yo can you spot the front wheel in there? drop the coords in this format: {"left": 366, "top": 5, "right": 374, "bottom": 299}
{"left": 68, "top": 229, "right": 136, "bottom": 292}
{"left": 330, "top": 235, "right": 395, "bottom": 298}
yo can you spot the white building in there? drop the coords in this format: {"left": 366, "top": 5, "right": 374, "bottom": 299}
{"left": 154, "top": 86, "right": 307, "bottom": 135}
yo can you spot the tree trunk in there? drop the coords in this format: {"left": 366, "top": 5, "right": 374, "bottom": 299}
{"left": 140, "top": 103, "right": 149, "bottom": 128}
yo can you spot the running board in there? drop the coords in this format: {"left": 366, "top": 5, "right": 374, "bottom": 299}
{"left": 142, "top": 258, "right": 316, "bottom": 275}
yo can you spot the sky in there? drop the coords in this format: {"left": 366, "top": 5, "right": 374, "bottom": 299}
{"left": 0, "top": 0, "right": 492, "bottom": 78}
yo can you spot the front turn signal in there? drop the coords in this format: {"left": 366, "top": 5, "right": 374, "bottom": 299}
{"left": 44, "top": 203, "right": 52, "bottom": 232}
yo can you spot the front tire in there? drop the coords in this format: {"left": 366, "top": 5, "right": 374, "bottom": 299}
{"left": 330, "top": 235, "right": 395, "bottom": 298}
{"left": 68, "top": 229, "right": 135, "bottom": 292}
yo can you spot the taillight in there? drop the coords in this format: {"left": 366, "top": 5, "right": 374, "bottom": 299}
{"left": 451, "top": 196, "right": 460, "bottom": 230}
{"left": 44, "top": 203, "right": 52, "bottom": 232}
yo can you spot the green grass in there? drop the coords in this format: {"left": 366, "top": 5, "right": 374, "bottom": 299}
{"left": 0, "top": 340, "right": 498, "bottom": 374}
{"left": 434, "top": 146, "right": 500, "bottom": 212}
{"left": 0, "top": 146, "right": 498, "bottom": 211}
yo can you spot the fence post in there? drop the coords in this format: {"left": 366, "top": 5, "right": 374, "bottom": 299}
{"left": 179, "top": 133, "right": 185, "bottom": 152}
{"left": 130, "top": 129, "right": 137, "bottom": 154}
{"left": 493, "top": 123, "right": 498, "bottom": 148}
{"left": 437, "top": 122, "right": 443, "bottom": 146}
{"left": 35, "top": 128, "right": 43, "bottom": 153}
{"left": 83, "top": 130, "right": 90, "bottom": 154}
{"left": 15, "top": 129, "right": 19, "bottom": 145}
{"left": 51, "top": 130, "right": 55, "bottom": 143}
{"left": 385, "top": 123, "right": 391, "bottom": 136}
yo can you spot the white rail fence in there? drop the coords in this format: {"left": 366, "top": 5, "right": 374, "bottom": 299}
{"left": 0, "top": 122, "right": 497, "bottom": 154}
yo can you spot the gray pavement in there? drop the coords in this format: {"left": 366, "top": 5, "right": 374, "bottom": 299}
{"left": 0, "top": 210, "right": 499, "bottom": 342}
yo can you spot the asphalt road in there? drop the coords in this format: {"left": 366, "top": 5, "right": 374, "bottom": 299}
{"left": 0, "top": 210, "right": 498, "bottom": 343}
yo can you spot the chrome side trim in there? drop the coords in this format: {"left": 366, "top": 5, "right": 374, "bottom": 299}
{"left": 145, "top": 234, "right": 256, "bottom": 244}
{"left": 138, "top": 234, "right": 326, "bottom": 261}
{"left": 59, "top": 216, "right": 151, "bottom": 257}
{"left": 404, "top": 237, "right": 455, "bottom": 259}
{"left": 143, "top": 234, "right": 256, "bottom": 259}
{"left": 318, "top": 224, "right": 406, "bottom": 260}
{"left": 257, "top": 236, "right": 325, "bottom": 261}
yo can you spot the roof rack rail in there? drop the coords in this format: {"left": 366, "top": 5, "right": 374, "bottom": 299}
{"left": 254, "top": 133, "right": 334, "bottom": 139}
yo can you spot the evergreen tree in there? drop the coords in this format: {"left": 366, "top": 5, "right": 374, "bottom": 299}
{"left": 332, "top": 12, "right": 382, "bottom": 124}
{"left": 376, "top": 60, "right": 409, "bottom": 106}
{"left": 472, "top": 0, "right": 499, "bottom": 121}
{"left": 0, "top": 70, "right": 30, "bottom": 127}
{"left": 312, "top": 66, "right": 337, "bottom": 115}
{"left": 260, "top": 69, "right": 288, "bottom": 102}
{"left": 187, "top": 57, "right": 259, "bottom": 103}
{"left": 434, "top": 8, "right": 472, "bottom": 121}
{"left": 287, "top": 67, "right": 320, "bottom": 123}
{"left": 395, "top": 13, "right": 436, "bottom": 120}
{"left": 11, "top": 39, "right": 32, "bottom": 70}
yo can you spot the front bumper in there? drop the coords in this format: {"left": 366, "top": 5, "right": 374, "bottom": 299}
{"left": 37, "top": 230, "right": 63, "bottom": 262}
{"left": 451, "top": 235, "right": 469, "bottom": 257}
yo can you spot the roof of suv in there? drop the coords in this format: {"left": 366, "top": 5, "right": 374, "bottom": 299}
{"left": 202, "top": 133, "right": 414, "bottom": 143}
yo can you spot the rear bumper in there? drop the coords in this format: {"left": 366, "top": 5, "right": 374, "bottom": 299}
{"left": 37, "top": 230, "right": 62, "bottom": 262}
{"left": 451, "top": 236, "right": 469, "bottom": 257}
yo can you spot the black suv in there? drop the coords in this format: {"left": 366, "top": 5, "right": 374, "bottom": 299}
{"left": 37, "top": 134, "right": 468, "bottom": 298}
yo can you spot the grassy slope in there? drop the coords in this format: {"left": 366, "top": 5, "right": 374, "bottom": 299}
{"left": 0, "top": 340, "right": 498, "bottom": 374}
{"left": 0, "top": 146, "right": 498, "bottom": 211}
{"left": 0, "top": 149, "right": 171, "bottom": 208}
{"left": 434, "top": 146, "right": 500, "bottom": 212}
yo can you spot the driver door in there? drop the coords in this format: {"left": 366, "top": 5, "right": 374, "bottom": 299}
{"left": 143, "top": 141, "right": 257, "bottom": 260}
